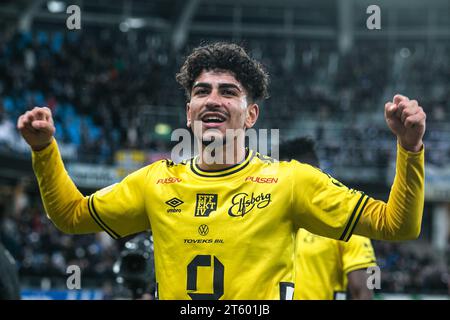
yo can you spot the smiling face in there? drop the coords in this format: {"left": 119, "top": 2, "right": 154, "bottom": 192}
{"left": 186, "top": 70, "right": 259, "bottom": 145}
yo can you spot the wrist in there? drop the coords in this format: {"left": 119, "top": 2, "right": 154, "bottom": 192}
{"left": 398, "top": 139, "right": 423, "bottom": 153}
{"left": 31, "top": 139, "right": 53, "bottom": 152}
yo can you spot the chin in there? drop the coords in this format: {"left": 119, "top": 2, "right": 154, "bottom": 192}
{"left": 203, "top": 128, "right": 223, "bottom": 139}
{"left": 201, "top": 132, "right": 226, "bottom": 146}
{"left": 203, "top": 134, "right": 224, "bottom": 142}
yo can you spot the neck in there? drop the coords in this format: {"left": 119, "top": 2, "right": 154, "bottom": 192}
{"left": 196, "top": 138, "right": 247, "bottom": 171}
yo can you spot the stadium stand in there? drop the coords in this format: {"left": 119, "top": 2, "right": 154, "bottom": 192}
{"left": 0, "top": 0, "right": 449, "bottom": 299}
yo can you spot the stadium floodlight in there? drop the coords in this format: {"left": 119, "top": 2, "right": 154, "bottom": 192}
{"left": 126, "top": 18, "right": 146, "bottom": 29}
{"left": 119, "top": 22, "right": 130, "bottom": 32}
{"left": 120, "top": 18, "right": 145, "bottom": 32}
{"left": 47, "top": 1, "right": 66, "bottom": 13}
{"left": 155, "top": 123, "right": 171, "bottom": 136}
{"left": 400, "top": 47, "right": 411, "bottom": 58}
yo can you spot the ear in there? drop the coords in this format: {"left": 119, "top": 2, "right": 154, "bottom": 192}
{"left": 245, "top": 103, "right": 259, "bottom": 129}
{"left": 186, "top": 103, "right": 191, "bottom": 128}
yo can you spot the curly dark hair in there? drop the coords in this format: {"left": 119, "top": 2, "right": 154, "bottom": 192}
{"left": 176, "top": 42, "right": 269, "bottom": 103}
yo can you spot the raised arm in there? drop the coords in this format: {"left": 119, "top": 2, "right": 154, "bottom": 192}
{"left": 17, "top": 107, "right": 102, "bottom": 234}
{"left": 294, "top": 94, "right": 426, "bottom": 242}
{"left": 353, "top": 94, "right": 426, "bottom": 240}
{"left": 17, "top": 107, "right": 150, "bottom": 237}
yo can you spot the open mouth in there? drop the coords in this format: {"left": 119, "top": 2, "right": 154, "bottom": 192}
{"left": 201, "top": 113, "right": 227, "bottom": 124}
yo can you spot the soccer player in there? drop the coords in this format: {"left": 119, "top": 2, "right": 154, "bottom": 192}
{"left": 280, "top": 137, "right": 377, "bottom": 300}
{"left": 17, "top": 42, "right": 426, "bottom": 300}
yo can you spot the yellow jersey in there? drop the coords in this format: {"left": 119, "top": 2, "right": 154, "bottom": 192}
{"left": 32, "top": 139, "right": 424, "bottom": 299}
{"left": 294, "top": 229, "right": 377, "bottom": 300}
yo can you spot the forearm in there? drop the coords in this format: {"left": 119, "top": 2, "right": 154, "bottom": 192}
{"left": 354, "top": 143, "right": 425, "bottom": 240}
{"left": 32, "top": 139, "right": 101, "bottom": 234}
{"left": 347, "top": 270, "right": 373, "bottom": 300}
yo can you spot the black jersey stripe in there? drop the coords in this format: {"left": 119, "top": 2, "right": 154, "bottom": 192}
{"left": 87, "top": 195, "right": 120, "bottom": 239}
{"left": 339, "top": 193, "right": 366, "bottom": 241}
{"left": 191, "top": 158, "right": 252, "bottom": 177}
{"left": 191, "top": 149, "right": 251, "bottom": 174}
{"left": 344, "top": 195, "right": 370, "bottom": 242}
{"left": 191, "top": 150, "right": 254, "bottom": 177}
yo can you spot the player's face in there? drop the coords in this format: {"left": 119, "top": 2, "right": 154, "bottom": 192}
{"left": 186, "top": 70, "right": 259, "bottom": 144}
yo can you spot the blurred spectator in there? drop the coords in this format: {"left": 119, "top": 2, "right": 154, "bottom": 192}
{"left": 0, "top": 27, "right": 449, "bottom": 297}
{"left": 1, "top": 29, "right": 449, "bottom": 168}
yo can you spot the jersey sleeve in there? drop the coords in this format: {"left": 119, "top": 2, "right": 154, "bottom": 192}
{"left": 291, "top": 160, "right": 370, "bottom": 241}
{"left": 353, "top": 143, "right": 425, "bottom": 240}
{"left": 340, "top": 236, "right": 377, "bottom": 274}
{"left": 88, "top": 165, "right": 151, "bottom": 239}
{"left": 33, "top": 138, "right": 151, "bottom": 239}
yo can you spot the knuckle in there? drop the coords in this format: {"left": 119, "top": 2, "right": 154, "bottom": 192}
{"left": 396, "top": 94, "right": 408, "bottom": 101}
{"left": 405, "top": 108, "right": 414, "bottom": 116}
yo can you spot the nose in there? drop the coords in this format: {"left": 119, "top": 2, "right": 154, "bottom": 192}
{"left": 204, "top": 89, "right": 222, "bottom": 108}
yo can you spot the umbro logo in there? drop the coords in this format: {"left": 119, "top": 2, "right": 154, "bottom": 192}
{"left": 166, "top": 197, "right": 183, "bottom": 207}
{"left": 166, "top": 197, "right": 183, "bottom": 213}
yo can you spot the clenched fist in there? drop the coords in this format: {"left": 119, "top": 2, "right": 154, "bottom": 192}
{"left": 17, "top": 107, "right": 56, "bottom": 151}
{"left": 385, "top": 94, "right": 426, "bottom": 153}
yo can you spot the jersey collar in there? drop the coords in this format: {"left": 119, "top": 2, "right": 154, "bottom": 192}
{"left": 190, "top": 149, "right": 255, "bottom": 178}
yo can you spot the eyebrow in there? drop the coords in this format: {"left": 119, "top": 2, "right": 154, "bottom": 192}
{"left": 192, "top": 82, "right": 242, "bottom": 92}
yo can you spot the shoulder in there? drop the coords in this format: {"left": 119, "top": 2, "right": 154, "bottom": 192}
{"left": 253, "top": 151, "right": 278, "bottom": 164}
{"left": 249, "top": 154, "right": 325, "bottom": 182}
{"left": 297, "top": 228, "right": 338, "bottom": 248}
{"left": 251, "top": 151, "right": 309, "bottom": 169}
{"left": 124, "top": 158, "right": 188, "bottom": 181}
{"left": 281, "top": 159, "right": 325, "bottom": 181}
{"left": 345, "top": 235, "right": 374, "bottom": 248}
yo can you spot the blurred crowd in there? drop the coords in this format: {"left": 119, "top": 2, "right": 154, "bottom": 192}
{"left": 0, "top": 28, "right": 179, "bottom": 163}
{"left": 0, "top": 182, "right": 120, "bottom": 290}
{"left": 0, "top": 27, "right": 450, "bottom": 297}
{"left": 373, "top": 241, "right": 449, "bottom": 295}
{"left": 1, "top": 28, "right": 450, "bottom": 168}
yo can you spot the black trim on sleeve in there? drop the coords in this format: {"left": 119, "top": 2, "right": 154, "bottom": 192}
{"left": 339, "top": 193, "right": 365, "bottom": 241}
{"left": 344, "top": 196, "right": 370, "bottom": 242}
{"left": 88, "top": 195, "right": 120, "bottom": 239}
